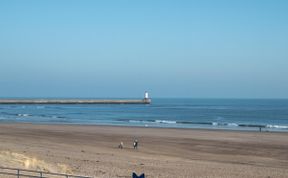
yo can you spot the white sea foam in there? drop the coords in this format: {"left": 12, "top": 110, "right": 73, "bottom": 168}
{"left": 17, "top": 114, "right": 30, "bottom": 117}
{"left": 212, "top": 122, "right": 218, "bottom": 126}
{"left": 227, "top": 123, "right": 238, "bottom": 127}
{"left": 155, "top": 120, "right": 177, "bottom": 124}
{"left": 266, "top": 125, "right": 288, "bottom": 129}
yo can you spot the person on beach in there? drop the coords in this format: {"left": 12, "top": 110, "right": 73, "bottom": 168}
{"left": 133, "top": 139, "right": 138, "bottom": 149}
{"left": 118, "top": 141, "right": 124, "bottom": 149}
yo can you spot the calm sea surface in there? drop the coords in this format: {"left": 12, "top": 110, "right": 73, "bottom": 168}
{"left": 1, "top": 99, "right": 288, "bottom": 132}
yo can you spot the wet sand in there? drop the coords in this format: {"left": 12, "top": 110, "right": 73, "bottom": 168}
{"left": 0, "top": 123, "right": 287, "bottom": 178}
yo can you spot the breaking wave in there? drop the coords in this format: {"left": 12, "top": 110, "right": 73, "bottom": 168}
{"left": 266, "top": 125, "right": 288, "bottom": 129}
{"left": 117, "top": 119, "right": 288, "bottom": 130}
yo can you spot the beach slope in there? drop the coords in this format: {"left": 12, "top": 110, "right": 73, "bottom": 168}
{"left": 0, "top": 124, "right": 287, "bottom": 178}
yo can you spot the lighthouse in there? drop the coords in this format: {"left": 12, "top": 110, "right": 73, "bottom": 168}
{"left": 143, "top": 91, "right": 151, "bottom": 103}
{"left": 144, "top": 91, "right": 149, "bottom": 99}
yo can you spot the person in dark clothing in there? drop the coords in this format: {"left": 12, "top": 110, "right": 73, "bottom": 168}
{"left": 132, "top": 172, "right": 145, "bottom": 178}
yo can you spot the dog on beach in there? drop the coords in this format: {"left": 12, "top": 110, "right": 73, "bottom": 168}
{"left": 133, "top": 139, "right": 138, "bottom": 149}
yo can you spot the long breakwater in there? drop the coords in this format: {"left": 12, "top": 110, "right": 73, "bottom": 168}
{"left": 0, "top": 99, "right": 151, "bottom": 104}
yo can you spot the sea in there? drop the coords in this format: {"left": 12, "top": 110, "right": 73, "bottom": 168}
{"left": 0, "top": 98, "right": 288, "bottom": 132}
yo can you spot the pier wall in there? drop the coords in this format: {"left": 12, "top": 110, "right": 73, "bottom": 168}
{"left": 0, "top": 99, "right": 151, "bottom": 104}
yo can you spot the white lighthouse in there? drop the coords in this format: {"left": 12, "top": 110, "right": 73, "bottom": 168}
{"left": 144, "top": 91, "right": 149, "bottom": 99}
{"left": 143, "top": 91, "right": 151, "bottom": 103}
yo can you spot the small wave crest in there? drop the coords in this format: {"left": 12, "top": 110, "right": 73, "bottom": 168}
{"left": 227, "top": 123, "right": 238, "bottom": 127}
{"left": 17, "top": 114, "right": 31, "bottom": 117}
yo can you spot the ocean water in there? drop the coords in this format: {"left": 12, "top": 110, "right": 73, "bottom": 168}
{"left": 0, "top": 99, "right": 288, "bottom": 132}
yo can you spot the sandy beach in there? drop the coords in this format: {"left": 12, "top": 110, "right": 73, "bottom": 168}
{"left": 0, "top": 123, "right": 287, "bottom": 178}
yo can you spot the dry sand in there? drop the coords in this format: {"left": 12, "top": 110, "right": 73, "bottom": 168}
{"left": 0, "top": 123, "right": 287, "bottom": 178}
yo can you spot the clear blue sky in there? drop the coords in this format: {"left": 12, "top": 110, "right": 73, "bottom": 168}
{"left": 0, "top": 0, "right": 287, "bottom": 98}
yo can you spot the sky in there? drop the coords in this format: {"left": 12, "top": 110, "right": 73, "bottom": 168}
{"left": 0, "top": 0, "right": 288, "bottom": 98}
